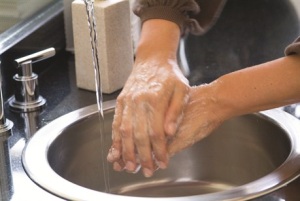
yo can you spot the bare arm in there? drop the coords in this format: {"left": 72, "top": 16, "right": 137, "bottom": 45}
{"left": 217, "top": 55, "right": 300, "bottom": 117}
{"left": 168, "top": 55, "right": 300, "bottom": 155}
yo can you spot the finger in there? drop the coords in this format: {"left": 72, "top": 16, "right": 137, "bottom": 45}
{"left": 147, "top": 101, "right": 169, "bottom": 170}
{"left": 167, "top": 92, "right": 199, "bottom": 156}
{"left": 167, "top": 128, "right": 194, "bottom": 157}
{"left": 107, "top": 98, "right": 123, "bottom": 162}
{"left": 112, "top": 155, "right": 140, "bottom": 173}
{"left": 120, "top": 102, "right": 137, "bottom": 173}
{"left": 134, "top": 102, "right": 155, "bottom": 177}
{"left": 113, "top": 159, "right": 125, "bottom": 172}
{"left": 164, "top": 84, "right": 189, "bottom": 136}
{"left": 107, "top": 146, "right": 121, "bottom": 163}
{"left": 167, "top": 96, "right": 219, "bottom": 157}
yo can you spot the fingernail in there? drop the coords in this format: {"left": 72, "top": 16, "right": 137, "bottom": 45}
{"left": 107, "top": 148, "right": 119, "bottom": 162}
{"left": 107, "top": 153, "right": 113, "bottom": 162}
{"left": 113, "top": 162, "right": 123, "bottom": 171}
{"left": 125, "top": 161, "right": 135, "bottom": 172}
{"left": 143, "top": 168, "right": 153, "bottom": 177}
{"left": 133, "top": 164, "right": 141, "bottom": 173}
{"left": 158, "top": 161, "right": 167, "bottom": 169}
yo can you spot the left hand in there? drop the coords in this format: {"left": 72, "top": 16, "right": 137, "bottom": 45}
{"left": 167, "top": 84, "right": 227, "bottom": 156}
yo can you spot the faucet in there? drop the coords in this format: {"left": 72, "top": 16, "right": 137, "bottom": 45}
{"left": 0, "top": 61, "right": 14, "bottom": 201}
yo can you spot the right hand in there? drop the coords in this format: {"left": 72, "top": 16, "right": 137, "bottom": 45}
{"left": 107, "top": 56, "right": 189, "bottom": 177}
{"left": 107, "top": 18, "right": 187, "bottom": 177}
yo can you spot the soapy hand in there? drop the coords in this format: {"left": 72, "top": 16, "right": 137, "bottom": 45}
{"left": 107, "top": 58, "right": 189, "bottom": 177}
{"left": 167, "top": 84, "right": 225, "bottom": 156}
{"left": 107, "top": 81, "right": 227, "bottom": 177}
{"left": 107, "top": 18, "right": 186, "bottom": 177}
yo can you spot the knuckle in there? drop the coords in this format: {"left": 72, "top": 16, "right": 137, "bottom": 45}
{"left": 130, "top": 89, "right": 164, "bottom": 107}
{"left": 111, "top": 132, "right": 121, "bottom": 143}
{"left": 120, "top": 124, "right": 132, "bottom": 138}
{"left": 133, "top": 134, "right": 147, "bottom": 146}
{"left": 149, "top": 131, "right": 164, "bottom": 142}
{"left": 131, "top": 91, "right": 147, "bottom": 104}
{"left": 183, "top": 93, "right": 190, "bottom": 104}
{"left": 184, "top": 84, "right": 190, "bottom": 92}
{"left": 179, "top": 82, "right": 189, "bottom": 92}
{"left": 116, "top": 95, "right": 125, "bottom": 105}
{"left": 148, "top": 130, "right": 158, "bottom": 138}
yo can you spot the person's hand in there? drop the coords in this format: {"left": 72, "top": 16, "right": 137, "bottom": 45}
{"left": 107, "top": 58, "right": 189, "bottom": 177}
{"left": 167, "top": 84, "right": 227, "bottom": 156}
{"left": 107, "top": 19, "right": 188, "bottom": 177}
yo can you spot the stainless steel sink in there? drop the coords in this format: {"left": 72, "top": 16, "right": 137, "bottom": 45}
{"left": 22, "top": 100, "right": 300, "bottom": 201}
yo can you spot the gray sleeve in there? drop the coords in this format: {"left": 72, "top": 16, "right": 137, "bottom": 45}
{"left": 133, "top": 0, "right": 227, "bottom": 35}
{"left": 285, "top": 37, "right": 300, "bottom": 55}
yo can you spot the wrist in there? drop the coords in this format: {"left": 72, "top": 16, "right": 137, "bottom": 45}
{"left": 191, "top": 81, "right": 237, "bottom": 123}
{"left": 135, "top": 19, "right": 181, "bottom": 62}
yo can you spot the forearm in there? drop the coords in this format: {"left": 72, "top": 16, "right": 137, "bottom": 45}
{"left": 213, "top": 55, "right": 300, "bottom": 119}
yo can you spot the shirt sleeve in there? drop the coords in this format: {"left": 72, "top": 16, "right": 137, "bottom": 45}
{"left": 133, "top": 0, "right": 227, "bottom": 36}
{"left": 285, "top": 37, "right": 300, "bottom": 55}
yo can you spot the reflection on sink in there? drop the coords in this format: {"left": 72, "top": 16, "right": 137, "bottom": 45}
{"left": 22, "top": 100, "right": 300, "bottom": 201}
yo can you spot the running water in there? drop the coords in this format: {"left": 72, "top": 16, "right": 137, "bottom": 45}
{"left": 83, "top": 0, "right": 110, "bottom": 193}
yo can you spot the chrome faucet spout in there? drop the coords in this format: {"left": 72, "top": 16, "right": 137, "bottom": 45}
{"left": 0, "top": 61, "right": 6, "bottom": 125}
{"left": 0, "top": 61, "right": 13, "bottom": 134}
{"left": 0, "top": 61, "right": 13, "bottom": 201}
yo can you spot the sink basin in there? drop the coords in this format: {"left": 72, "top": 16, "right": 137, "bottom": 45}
{"left": 22, "top": 100, "right": 300, "bottom": 201}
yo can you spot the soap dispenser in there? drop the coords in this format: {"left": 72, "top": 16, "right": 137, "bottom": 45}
{"left": 9, "top": 48, "right": 56, "bottom": 112}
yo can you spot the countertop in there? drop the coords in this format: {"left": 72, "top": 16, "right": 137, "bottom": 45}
{"left": 2, "top": 0, "right": 300, "bottom": 200}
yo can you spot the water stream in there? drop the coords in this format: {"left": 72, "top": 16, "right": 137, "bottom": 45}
{"left": 83, "top": 0, "right": 110, "bottom": 193}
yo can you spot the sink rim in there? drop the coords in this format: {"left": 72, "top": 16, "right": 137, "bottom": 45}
{"left": 22, "top": 100, "right": 300, "bottom": 201}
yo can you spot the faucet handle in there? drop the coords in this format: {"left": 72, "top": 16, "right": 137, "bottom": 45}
{"left": 9, "top": 47, "right": 56, "bottom": 113}
{"left": 15, "top": 47, "right": 55, "bottom": 77}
